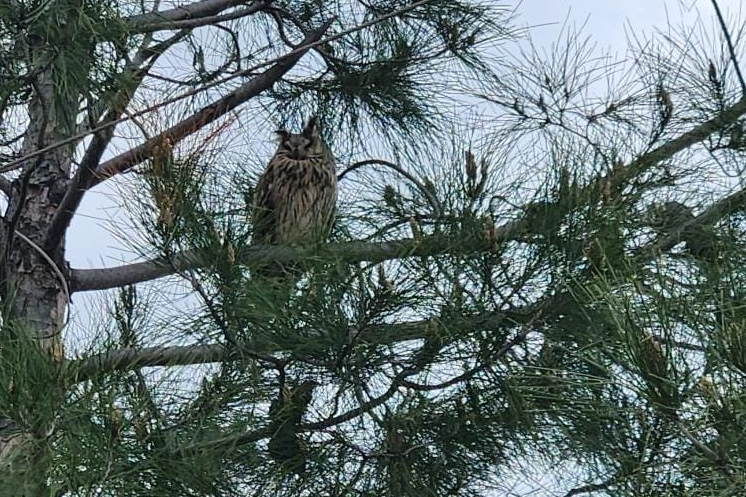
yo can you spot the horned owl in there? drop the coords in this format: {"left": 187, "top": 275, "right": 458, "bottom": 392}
{"left": 251, "top": 117, "right": 337, "bottom": 278}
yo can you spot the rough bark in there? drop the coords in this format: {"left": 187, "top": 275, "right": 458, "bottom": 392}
{"left": 0, "top": 60, "right": 73, "bottom": 497}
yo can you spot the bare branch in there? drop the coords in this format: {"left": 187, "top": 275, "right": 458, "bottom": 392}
{"left": 563, "top": 480, "right": 614, "bottom": 497}
{"left": 134, "top": 4, "right": 268, "bottom": 32}
{"left": 90, "top": 18, "right": 334, "bottom": 184}
{"left": 125, "top": 0, "right": 267, "bottom": 33}
{"left": 0, "top": 0, "right": 446, "bottom": 177}
{"left": 69, "top": 224, "right": 521, "bottom": 292}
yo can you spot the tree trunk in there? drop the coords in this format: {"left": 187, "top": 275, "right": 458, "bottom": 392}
{"left": 0, "top": 63, "right": 74, "bottom": 496}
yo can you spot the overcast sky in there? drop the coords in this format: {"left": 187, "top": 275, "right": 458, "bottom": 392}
{"left": 60, "top": 2, "right": 742, "bottom": 492}
{"left": 65, "top": 0, "right": 741, "bottom": 316}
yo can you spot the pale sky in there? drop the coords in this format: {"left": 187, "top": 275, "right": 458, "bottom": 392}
{"left": 69, "top": 0, "right": 737, "bottom": 274}
{"left": 60, "top": 1, "right": 743, "bottom": 493}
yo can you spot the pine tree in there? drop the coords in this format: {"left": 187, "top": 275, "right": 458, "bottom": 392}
{"left": 1, "top": 1, "right": 746, "bottom": 496}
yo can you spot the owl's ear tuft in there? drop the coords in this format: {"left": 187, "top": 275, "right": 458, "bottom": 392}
{"left": 274, "top": 130, "right": 290, "bottom": 142}
{"left": 302, "top": 117, "right": 319, "bottom": 139}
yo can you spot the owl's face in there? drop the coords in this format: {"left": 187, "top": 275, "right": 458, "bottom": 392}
{"left": 274, "top": 117, "right": 321, "bottom": 160}
{"left": 276, "top": 133, "right": 314, "bottom": 160}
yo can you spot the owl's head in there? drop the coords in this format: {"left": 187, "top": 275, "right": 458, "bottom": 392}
{"left": 275, "top": 117, "right": 321, "bottom": 160}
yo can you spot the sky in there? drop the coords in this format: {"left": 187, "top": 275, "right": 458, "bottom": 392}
{"left": 58, "top": 0, "right": 742, "bottom": 493}
{"left": 68, "top": 0, "right": 737, "bottom": 271}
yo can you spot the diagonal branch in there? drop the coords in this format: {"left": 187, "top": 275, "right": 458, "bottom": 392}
{"left": 0, "top": 0, "right": 434, "bottom": 177}
{"left": 643, "top": 185, "right": 746, "bottom": 255}
{"left": 45, "top": 32, "right": 188, "bottom": 251}
{"left": 125, "top": 0, "right": 267, "bottom": 33}
{"left": 90, "top": 18, "right": 333, "bottom": 185}
{"left": 610, "top": 97, "right": 746, "bottom": 190}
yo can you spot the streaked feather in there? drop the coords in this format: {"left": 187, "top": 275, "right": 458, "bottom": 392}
{"left": 252, "top": 117, "right": 337, "bottom": 278}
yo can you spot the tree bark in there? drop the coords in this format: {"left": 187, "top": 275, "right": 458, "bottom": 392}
{"left": 0, "top": 41, "right": 75, "bottom": 497}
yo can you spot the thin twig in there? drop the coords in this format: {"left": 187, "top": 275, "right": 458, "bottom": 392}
{"left": 338, "top": 158, "right": 443, "bottom": 217}
{"left": 710, "top": 0, "right": 746, "bottom": 95}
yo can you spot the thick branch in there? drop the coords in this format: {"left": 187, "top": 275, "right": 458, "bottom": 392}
{"left": 69, "top": 223, "right": 521, "bottom": 292}
{"left": 68, "top": 308, "right": 530, "bottom": 382}
{"left": 611, "top": 96, "right": 746, "bottom": 189}
{"left": 90, "top": 19, "right": 332, "bottom": 186}
{"left": 125, "top": 0, "right": 266, "bottom": 33}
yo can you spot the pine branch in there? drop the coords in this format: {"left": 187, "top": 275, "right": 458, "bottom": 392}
{"left": 69, "top": 225, "right": 522, "bottom": 292}
{"left": 642, "top": 185, "right": 746, "bottom": 256}
{"left": 43, "top": 19, "right": 332, "bottom": 253}
{"left": 90, "top": 18, "right": 333, "bottom": 181}
{"left": 69, "top": 174, "right": 746, "bottom": 295}
{"left": 179, "top": 367, "right": 419, "bottom": 454}
{"left": 124, "top": 0, "right": 267, "bottom": 33}
{"left": 0, "top": 0, "right": 439, "bottom": 178}
{"left": 609, "top": 96, "right": 746, "bottom": 191}
{"left": 45, "top": 31, "right": 189, "bottom": 251}
{"left": 68, "top": 307, "right": 532, "bottom": 381}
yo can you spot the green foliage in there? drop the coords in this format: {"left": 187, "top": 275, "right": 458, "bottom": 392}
{"left": 0, "top": 0, "right": 129, "bottom": 133}
{"left": 266, "top": 0, "right": 506, "bottom": 145}
{"left": 5, "top": 1, "right": 746, "bottom": 496}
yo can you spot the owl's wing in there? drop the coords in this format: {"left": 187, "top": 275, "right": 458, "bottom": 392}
{"left": 322, "top": 163, "right": 338, "bottom": 237}
{"left": 251, "top": 166, "right": 278, "bottom": 245}
{"left": 322, "top": 182, "right": 338, "bottom": 237}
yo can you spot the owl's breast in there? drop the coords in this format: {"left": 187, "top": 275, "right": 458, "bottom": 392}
{"left": 272, "top": 158, "right": 337, "bottom": 245}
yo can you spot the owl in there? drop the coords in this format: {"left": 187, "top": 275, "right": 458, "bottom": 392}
{"left": 252, "top": 117, "right": 337, "bottom": 278}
